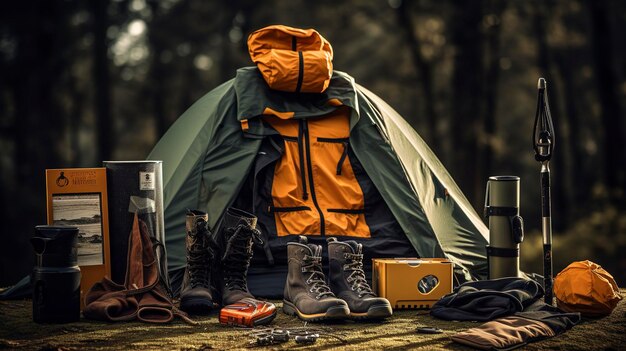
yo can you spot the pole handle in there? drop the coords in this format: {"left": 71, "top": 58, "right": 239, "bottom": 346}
{"left": 544, "top": 244, "right": 553, "bottom": 304}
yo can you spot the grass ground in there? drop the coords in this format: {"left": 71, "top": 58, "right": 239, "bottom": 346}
{"left": 1, "top": 293, "right": 625, "bottom": 351}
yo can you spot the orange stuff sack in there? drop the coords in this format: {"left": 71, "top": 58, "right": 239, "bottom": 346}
{"left": 553, "top": 260, "right": 622, "bottom": 317}
{"left": 248, "top": 25, "right": 333, "bottom": 93}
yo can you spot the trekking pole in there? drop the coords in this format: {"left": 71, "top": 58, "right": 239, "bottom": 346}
{"left": 533, "top": 78, "right": 555, "bottom": 305}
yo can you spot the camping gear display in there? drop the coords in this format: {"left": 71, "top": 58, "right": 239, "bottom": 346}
{"left": 451, "top": 308, "right": 580, "bottom": 350}
{"left": 248, "top": 25, "right": 333, "bottom": 93}
{"left": 484, "top": 176, "right": 524, "bottom": 279}
{"left": 372, "top": 258, "right": 453, "bottom": 309}
{"left": 283, "top": 236, "right": 350, "bottom": 321}
{"left": 553, "top": 260, "right": 622, "bottom": 317}
{"left": 219, "top": 297, "right": 278, "bottom": 327}
{"left": 83, "top": 213, "right": 194, "bottom": 324}
{"left": 147, "top": 24, "right": 489, "bottom": 297}
{"left": 31, "top": 225, "right": 81, "bottom": 323}
{"left": 532, "top": 77, "right": 555, "bottom": 305}
{"left": 179, "top": 210, "right": 215, "bottom": 314}
{"left": 430, "top": 277, "right": 543, "bottom": 321}
{"left": 103, "top": 160, "right": 168, "bottom": 288}
{"left": 327, "top": 237, "right": 393, "bottom": 319}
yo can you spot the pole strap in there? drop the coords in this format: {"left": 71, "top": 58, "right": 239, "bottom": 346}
{"left": 487, "top": 246, "right": 519, "bottom": 258}
{"left": 484, "top": 206, "right": 518, "bottom": 218}
{"left": 533, "top": 78, "right": 555, "bottom": 162}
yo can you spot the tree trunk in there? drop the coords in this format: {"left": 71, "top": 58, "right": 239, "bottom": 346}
{"left": 481, "top": 0, "right": 505, "bottom": 200}
{"left": 450, "top": 0, "right": 484, "bottom": 211}
{"left": 2, "top": 0, "right": 66, "bottom": 285}
{"left": 553, "top": 5, "right": 588, "bottom": 217}
{"left": 588, "top": 0, "right": 625, "bottom": 203}
{"left": 92, "top": 0, "right": 112, "bottom": 162}
{"left": 68, "top": 69, "right": 85, "bottom": 166}
{"left": 533, "top": 0, "right": 569, "bottom": 230}
{"left": 395, "top": 1, "right": 439, "bottom": 152}
{"left": 147, "top": 0, "right": 168, "bottom": 138}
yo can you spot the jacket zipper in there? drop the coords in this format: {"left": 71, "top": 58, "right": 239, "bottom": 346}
{"left": 301, "top": 119, "right": 326, "bottom": 236}
{"left": 297, "top": 121, "right": 308, "bottom": 200}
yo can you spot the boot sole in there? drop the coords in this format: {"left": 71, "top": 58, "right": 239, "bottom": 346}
{"left": 282, "top": 300, "right": 349, "bottom": 322}
{"left": 180, "top": 297, "right": 214, "bottom": 315}
{"left": 349, "top": 303, "right": 393, "bottom": 320}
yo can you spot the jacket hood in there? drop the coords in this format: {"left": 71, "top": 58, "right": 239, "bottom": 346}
{"left": 247, "top": 25, "right": 334, "bottom": 94}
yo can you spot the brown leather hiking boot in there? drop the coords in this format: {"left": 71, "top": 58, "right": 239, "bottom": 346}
{"left": 327, "top": 237, "right": 393, "bottom": 319}
{"left": 179, "top": 210, "right": 215, "bottom": 314}
{"left": 283, "top": 236, "right": 349, "bottom": 321}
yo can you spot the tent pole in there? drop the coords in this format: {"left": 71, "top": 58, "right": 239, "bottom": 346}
{"left": 533, "top": 77, "right": 555, "bottom": 305}
{"left": 541, "top": 160, "right": 553, "bottom": 304}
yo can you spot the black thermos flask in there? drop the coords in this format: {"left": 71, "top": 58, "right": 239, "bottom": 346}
{"left": 31, "top": 225, "right": 81, "bottom": 323}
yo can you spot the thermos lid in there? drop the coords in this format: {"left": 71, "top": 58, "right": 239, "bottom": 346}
{"left": 35, "top": 225, "right": 79, "bottom": 232}
{"left": 488, "top": 175, "right": 520, "bottom": 181}
{"left": 32, "top": 226, "right": 79, "bottom": 267}
{"left": 103, "top": 160, "right": 162, "bottom": 164}
{"left": 35, "top": 225, "right": 79, "bottom": 238}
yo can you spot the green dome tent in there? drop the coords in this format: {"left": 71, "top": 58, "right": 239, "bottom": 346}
{"left": 147, "top": 67, "right": 488, "bottom": 298}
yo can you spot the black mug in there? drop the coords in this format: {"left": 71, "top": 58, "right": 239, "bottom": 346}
{"left": 31, "top": 225, "right": 81, "bottom": 323}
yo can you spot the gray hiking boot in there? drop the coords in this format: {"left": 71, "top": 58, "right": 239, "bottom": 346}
{"left": 180, "top": 210, "right": 215, "bottom": 314}
{"left": 283, "top": 236, "right": 349, "bottom": 321}
{"left": 218, "top": 208, "right": 262, "bottom": 306}
{"left": 327, "top": 237, "right": 393, "bottom": 319}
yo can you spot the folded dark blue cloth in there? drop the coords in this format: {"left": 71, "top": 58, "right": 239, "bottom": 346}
{"left": 431, "top": 277, "right": 543, "bottom": 321}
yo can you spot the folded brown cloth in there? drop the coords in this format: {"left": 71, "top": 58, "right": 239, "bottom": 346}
{"left": 452, "top": 301, "right": 581, "bottom": 350}
{"left": 84, "top": 213, "right": 195, "bottom": 324}
{"left": 452, "top": 315, "right": 555, "bottom": 350}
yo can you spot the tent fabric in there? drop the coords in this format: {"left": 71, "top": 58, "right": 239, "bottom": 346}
{"left": 357, "top": 86, "right": 489, "bottom": 276}
{"left": 147, "top": 67, "right": 489, "bottom": 297}
{"left": 152, "top": 83, "right": 262, "bottom": 278}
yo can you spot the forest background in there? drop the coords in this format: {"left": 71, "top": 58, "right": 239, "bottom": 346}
{"left": 1, "top": 0, "right": 625, "bottom": 287}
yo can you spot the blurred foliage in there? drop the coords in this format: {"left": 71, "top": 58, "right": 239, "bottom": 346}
{"left": 0, "top": 0, "right": 625, "bottom": 286}
{"left": 522, "top": 204, "right": 626, "bottom": 281}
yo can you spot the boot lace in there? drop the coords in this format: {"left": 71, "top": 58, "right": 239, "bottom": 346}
{"left": 187, "top": 227, "right": 212, "bottom": 289}
{"left": 303, "top": 255, "right": 335, "bottom": 299}
{"left": 221, "top": 224, "right": 263, "bottom": 291}
{"left": 344, "top": 252, "right": 374, "bottom": 298}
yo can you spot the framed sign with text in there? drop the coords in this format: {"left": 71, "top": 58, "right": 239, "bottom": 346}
{"left": 45, "top": 168, "right": 111, "bottom": 308}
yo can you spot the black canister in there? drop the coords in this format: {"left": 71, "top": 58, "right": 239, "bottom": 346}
{"left": 484, "top": 176, "right": 524, "bottom": 279}
{"left": 31, "top": 225, "right": 81, "bottom": 323}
